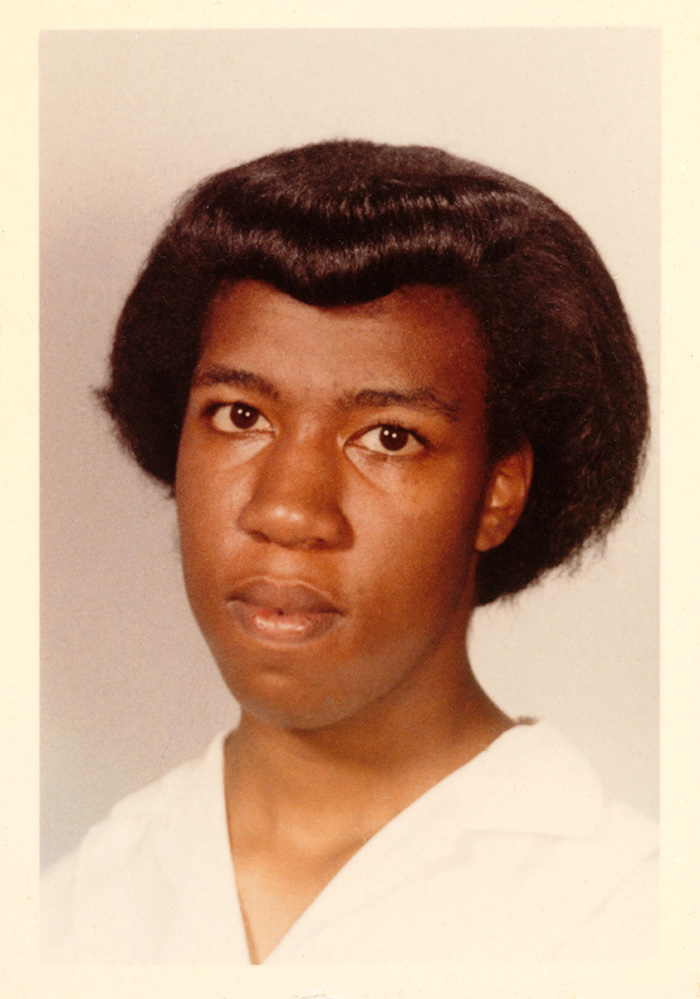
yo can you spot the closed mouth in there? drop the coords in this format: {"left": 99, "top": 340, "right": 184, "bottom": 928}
{"left": 226, "top": 578, "right": 343, "bottom": 644}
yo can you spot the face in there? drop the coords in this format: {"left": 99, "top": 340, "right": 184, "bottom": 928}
{"left": 176, "top": 280, "right": 526, "bottom": 730}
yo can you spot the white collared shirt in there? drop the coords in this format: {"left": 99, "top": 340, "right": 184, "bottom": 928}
{"left": 41, "top": 721, "right": 658, "bottom": 963}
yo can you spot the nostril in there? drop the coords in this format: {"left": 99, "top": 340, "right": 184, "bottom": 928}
{"left": 237, "top": 488, "right": 353, "bottom": 551}
{"left": 235, "top": 435, "right": 353, "bottom": 550}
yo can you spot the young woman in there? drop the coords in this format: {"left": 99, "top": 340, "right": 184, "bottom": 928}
{"left": 42, "top": 140, "right": 656, "bottom": 963}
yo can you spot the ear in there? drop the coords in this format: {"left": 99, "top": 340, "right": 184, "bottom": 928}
{"left": 475, "top": 441, "right": 533, "bottom": 553}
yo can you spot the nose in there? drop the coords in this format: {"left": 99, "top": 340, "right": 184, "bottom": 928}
{"left": 237, "top": 432, "right": 353, "bottom": 551}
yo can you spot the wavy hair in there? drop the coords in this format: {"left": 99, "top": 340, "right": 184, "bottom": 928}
{"left": 99, "top": 140, "right": 649, "bottom": 605}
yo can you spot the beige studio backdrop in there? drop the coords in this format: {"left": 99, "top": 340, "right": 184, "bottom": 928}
{"left": 40, "top": 28, "right": 660, "bottom": 868}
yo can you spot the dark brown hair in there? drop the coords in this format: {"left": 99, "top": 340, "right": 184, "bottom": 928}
{"left": 100, "top": 139, "right": 649, "bottom": 605}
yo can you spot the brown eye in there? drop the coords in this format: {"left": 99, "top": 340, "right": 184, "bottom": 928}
{"left": 230, "top": 403, "right": 260, "bottom": 429}
{"left": 353, "top": 424, "right": 424, "bottom": 456}
{"left": 210, "top": 402, "right": 271, "bottom": 434}
{"left": 379, "top": 426, "right": 410, "bottom": 451}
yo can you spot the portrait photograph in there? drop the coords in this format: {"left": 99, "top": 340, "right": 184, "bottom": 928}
{"left": 2, "top": 6, "right": 696, "bottom": 999}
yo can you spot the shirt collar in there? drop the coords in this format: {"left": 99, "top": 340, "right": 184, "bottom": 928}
{"left": 399, "top": 720, "right": 604, "bottom": 841}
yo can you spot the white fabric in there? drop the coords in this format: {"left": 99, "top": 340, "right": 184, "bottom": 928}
{"left": 41, "top": 721, "right": 658, "bottom": 963}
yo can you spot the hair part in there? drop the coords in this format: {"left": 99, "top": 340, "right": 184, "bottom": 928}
{"left": 99, "top": 139, "right": 649, "bottom": 605}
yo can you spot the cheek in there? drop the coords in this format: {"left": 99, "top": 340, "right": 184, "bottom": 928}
{"left": 350, "top": 477, "right": 485, "bottom": 617}
{"left": 175, "top": 447, "right": 242, "bottom": 591}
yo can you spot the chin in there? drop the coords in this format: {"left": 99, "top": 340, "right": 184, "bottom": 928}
{"left": 240, "top": 697, "right": 358, "bottom": 733}
{"left": 223, "top": 669, "right": 363, "bottom": 732}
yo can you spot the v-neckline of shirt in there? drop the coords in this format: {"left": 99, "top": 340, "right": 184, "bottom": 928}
{"left": 206, "top": 718, "right": 596, "bottom": 963}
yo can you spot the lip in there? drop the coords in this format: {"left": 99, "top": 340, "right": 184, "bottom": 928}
{"left": 226, "top": 578, "right": 344, "bottom": 645}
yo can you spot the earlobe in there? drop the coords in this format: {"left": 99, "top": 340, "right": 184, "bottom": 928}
{"left": 475, "top": 441, "right": 533, "bottom": 553}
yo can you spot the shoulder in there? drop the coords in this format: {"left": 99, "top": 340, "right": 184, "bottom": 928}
{"left": 41, "top": 733, "right": 230, "bottom": 962}
{"left": 472, "top": 721, "right": 659, "bottom": 960}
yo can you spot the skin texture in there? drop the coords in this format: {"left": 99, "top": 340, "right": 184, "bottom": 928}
{"left": 175, "top": 279, "right": 532, "bottom": 961}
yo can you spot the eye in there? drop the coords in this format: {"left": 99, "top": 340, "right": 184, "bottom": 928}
{"left": 354, "top": 424, "right": 425, "bottom": 456}
{"left": 210, "top": 402, "right": 272, "bottom": 434}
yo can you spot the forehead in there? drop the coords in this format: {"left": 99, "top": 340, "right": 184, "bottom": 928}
{"left": 199, "top": 280, "right": 485, "bottom": 397}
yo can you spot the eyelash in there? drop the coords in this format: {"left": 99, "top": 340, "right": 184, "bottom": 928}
{"left": 207, "top": 402, "right": 272, "bottom": 434}
{"left": 354, "top": 424, "right": 427, "bottom": 457}
{"left": 204, "top": 402, "right": 429, "bottom": 456}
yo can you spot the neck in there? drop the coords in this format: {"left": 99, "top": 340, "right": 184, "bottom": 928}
{"left": 224, "top": 651, "right": 511, "bottom": 847}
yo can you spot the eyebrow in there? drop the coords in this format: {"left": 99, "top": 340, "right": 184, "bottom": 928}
{"left": 191, "top": 365, "right": 279, "bottom": 400}
{"left": 190, "top": 366, "right": 461, "bottom": 421}
{"left": 340, "top": 388, "right": 462, "bottom": 422}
